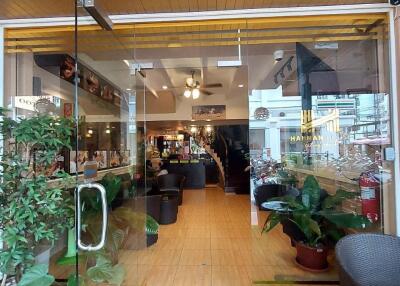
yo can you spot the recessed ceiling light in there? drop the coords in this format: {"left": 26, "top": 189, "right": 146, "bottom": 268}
{"left": 238, "top": 84, "right": 244, "bottom": 88}
{"left": 126, "top": 88, "right": 132, "bottom": 91}
{"left": 162, "top": 85, "right": 168, "bottom": 90}
{"left": 191, "top": 119, "right": 195, "bottom": 122}
{"left": 206, "top": 119, "right": 212, "bottom": 122}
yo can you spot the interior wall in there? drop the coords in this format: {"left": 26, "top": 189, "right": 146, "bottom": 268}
{"left": 137, "top": 88, "right": 249, "bottom": 121}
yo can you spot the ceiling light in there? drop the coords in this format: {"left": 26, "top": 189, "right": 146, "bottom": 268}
{"left": 126, "top": 88, "right": 132, "bottom": 91}
{"left": 186, "top": 77, "right": 194, "bottom": 86}
{"left": 190, "top": 126, "right": 197, "bottom": 133}
{"left": 206, "top": 119, "right": 212, "bottom": 122}
{"left": 192, "top": 88, "right": 200, "bottom": 99}
{"left": 191, "top": 119, "right": 195, "bottom": 122}
{"left": 184, "top": 89, "right": 192, "bottom": 98}
{"left": 238, "top": 84, "right": 244, "bottom": 88}
{"left": 88, "top": 129, "right": 93, "bottom": 135}
{"left": 105, "top": 129, "right": 111, "bottom": 134}
{"left": 162, "top": 85, "right": 168, "bottom": 90}
{"left": 206, "top": 126, "right": 212, "bottom": 133}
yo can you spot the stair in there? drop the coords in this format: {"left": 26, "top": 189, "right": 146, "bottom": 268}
{"left": 201, "top": 142, "right": 225, "bottom": 187}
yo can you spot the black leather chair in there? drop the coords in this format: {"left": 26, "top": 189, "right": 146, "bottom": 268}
{"left": 157, "top": 174, "right": 185, "bottom": 205}
{"left": 133, "top": 195, "right": 162, "bottom": 223}
{"left": 159, "top": 193, "right": 178, "bottom": 225}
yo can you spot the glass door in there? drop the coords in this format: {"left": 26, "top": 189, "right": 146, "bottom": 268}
{"left": 72, "top": 3, "right": 149, "bottom": 285}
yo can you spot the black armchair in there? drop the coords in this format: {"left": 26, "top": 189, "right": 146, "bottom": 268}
{"left": 157, "top": 174, "right": 185, "bottom": 205}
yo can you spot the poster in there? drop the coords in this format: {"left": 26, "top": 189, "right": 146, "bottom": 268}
{"left": 192, "top": 105, "right": 226, "bottom": 120}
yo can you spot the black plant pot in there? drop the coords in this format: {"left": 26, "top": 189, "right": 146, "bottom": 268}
{"left": 147, "top": 233, "right": 158, "bottom": 247}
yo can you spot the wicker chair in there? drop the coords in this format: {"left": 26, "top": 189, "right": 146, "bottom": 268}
{"left": 335, "top": 233, "right": 400, "bottom": 286}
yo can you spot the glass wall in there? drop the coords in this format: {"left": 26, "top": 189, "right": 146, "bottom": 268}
{"left": 248, "top": 13, "right": 395, "bottom": 280}
{"left": 2, "top": 11, "right": 396, "bottom": 285}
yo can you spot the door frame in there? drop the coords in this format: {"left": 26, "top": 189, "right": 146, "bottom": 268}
{"left": 0, "top": 3, "right": 399, "bottom": 235}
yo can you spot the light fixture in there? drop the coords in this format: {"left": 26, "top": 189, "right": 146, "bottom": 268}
{"left": 238, "top": 84, "right": 244, "bottom": 88}
{"left": 191, "top": 119, "right": 195, "bottom": 122}
{"left": 206, "top": 119, "right": 212, "bottom": 122}
{"left": 88, "top": 129, "right": 93, "bottom": 135}
{"left": 126, "top": 88, "right": 132, "bottom": 91}
{"left": 162, "top": 85, "right": 168, "bottom": 90}
{"left": 78, "top": 0, "right": 113, "bottom": 31}
{"left": 206, "top": 126, "right": 213, "bottom": 133}
{"left": 105, "top": 129, "right": 111, "bottom": 134}
{"left": 123, "top": 60, "right": 130, "bottom": 67}
{"left": 184, "top": 89, "right": 192, "bottom": 98}
{"left": 190, "top": 126, "right": 197, "bottom": 133}
{"left": 192, "top": 88, "right": 200, "bottom": 99}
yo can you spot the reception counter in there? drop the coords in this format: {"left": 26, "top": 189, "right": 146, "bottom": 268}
{"left": 163, "top": 159, "right": 206, "bottom": 189}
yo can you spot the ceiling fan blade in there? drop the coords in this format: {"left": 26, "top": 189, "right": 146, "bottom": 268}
{"left": 203, "top": 83, "right": 223, "bottom": 88}
{"left": 200, "top": 89, "right": 214, "bottom": 96}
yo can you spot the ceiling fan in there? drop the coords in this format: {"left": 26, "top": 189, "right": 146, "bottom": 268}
{"left": 181, "top": 70, "right": 222, "bottom": 99}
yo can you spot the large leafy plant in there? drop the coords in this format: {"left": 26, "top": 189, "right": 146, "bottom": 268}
{"left": 263, "top": 175, "right": 371, "bottom": 247}
{"left": 0, "top": 108, "right": 75, "bottom": 283}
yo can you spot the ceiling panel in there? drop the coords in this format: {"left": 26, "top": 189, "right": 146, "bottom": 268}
{"left": 0, "top": 0, "right": 386, "bottom": 20}
{"left": 4, "top": 14, "right": 388, "bottom": 54}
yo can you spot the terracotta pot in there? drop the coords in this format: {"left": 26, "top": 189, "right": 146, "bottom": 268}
{"left": 295, "top": 242, "right": 328, "bottom": 271}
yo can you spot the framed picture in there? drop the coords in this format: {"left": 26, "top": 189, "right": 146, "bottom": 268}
{"left": 109, "top": 151, "right": 121, "bottom": 168}
{"left": 192, "top": 105, "right": 226, "bottom": 120}
{"left": 94, "top": 151, "right": 108, "bottom": 170}
{"left": 120, "top": 150, "right": 130, "bottom": 166}
{"left": 70, "top": 151, "right": 89, "bottom": 173}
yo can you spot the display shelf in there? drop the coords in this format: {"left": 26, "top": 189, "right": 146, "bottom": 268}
{"left": 47, "top": 165, "right": 133, "bottom": 188}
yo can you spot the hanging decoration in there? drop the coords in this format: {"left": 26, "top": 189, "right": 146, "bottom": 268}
{"left": 254, "top": 107, "right": 270, "bottom": 120}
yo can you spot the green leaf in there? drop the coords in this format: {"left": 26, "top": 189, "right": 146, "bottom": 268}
{"left": 86, "top": 254, "right": 124, "bottom": 285}
{"left": 322, "top": 189, "right": 357, "bottom": 210}
{"left": 18, "top": 264, "right": 55, "bottom": 286}
{"left": 319, "top": 210, "right": 371, "bottom": 229}
{"left": 301, "top": 175, "right": 321, "bottom": 210}
{"left": 67, "top": 273, "right": 86, "bottom": 286}
{"left": 146, "top": 215, "right": 159, "bottom": 235}
{"left": 262, "top": 212, "right": 282, "bottom": 233}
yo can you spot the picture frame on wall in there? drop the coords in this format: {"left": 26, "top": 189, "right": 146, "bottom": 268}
{"left": 109, "top": 151, "right": 121, "bottom": 168}
{"left": 120, "top": 150, "right": 130, "bottom": 166}
{"left": 94, "top": 151, "right": 108, "bottom": 170}
{"left": 192, "top": 105, "right": 226, "bottom": 120}
{"left": 70, "top": 151, "right": 89, "bottom": 173}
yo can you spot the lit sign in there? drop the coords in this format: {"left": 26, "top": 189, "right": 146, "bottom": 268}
{"left": 14, "top": 96, "right": 57, "bottom": 111}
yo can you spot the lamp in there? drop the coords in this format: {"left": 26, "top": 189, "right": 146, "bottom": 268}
{"left": 192, "top": 88, "right": 200, "bottom": 99}
{"left": 184, "top": 89, "right": 192, "bottom": 98}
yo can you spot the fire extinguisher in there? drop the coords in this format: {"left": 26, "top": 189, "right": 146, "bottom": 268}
{"left": 359, "top": 171, "right": 380, "bottom": 223}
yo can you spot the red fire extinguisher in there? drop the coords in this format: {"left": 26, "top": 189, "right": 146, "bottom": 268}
{"left": 359, "top": 171, "right": 380, "bottom": 223}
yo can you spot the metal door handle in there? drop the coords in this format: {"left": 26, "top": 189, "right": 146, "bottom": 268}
{"left": 76, "top": 183, "right": 108, "bottom": 251}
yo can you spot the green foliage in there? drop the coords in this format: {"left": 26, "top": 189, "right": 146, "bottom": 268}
{"left": 0, "top": 110, "right": 75, "bottom": 280}
{"left": 86, "top": 253, "right": 125, "bottom": 286}
{"left": 17, "top": 264, "right": 54, "bottom": 286}
{"left": 262, "top": 175, "right": 371, "bottom": 247}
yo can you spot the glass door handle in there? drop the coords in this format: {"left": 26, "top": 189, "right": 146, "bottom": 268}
{"left": 76, "top": 183, "right": 108, "bottom": 251}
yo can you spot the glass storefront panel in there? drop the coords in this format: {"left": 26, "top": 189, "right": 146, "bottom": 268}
{"left": 248, "top": 13, "right": 394, "bottom": 281}
{"left": 1, "top": 10, "right": 397, "bottom": 286}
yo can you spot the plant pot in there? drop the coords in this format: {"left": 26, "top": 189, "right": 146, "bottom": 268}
{"left": 295, "top": 242, "right": 328, "bottom": 271}
{"left": 146, "top": 233, "right": 158, "bottom": 247}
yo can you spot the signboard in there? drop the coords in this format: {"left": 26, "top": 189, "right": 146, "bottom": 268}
{"left": 317, "top": 99, "right": 355, "bottom": 110}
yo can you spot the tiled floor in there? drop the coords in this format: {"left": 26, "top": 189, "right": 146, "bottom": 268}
{"left": 119, "top": 187, "right": 338, "bottom": 286}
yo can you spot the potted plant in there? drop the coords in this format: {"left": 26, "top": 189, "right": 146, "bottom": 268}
{"left": 0, "top": 108, "right": 75, "bottom": 284}
{"left": 262, "top": 175, "right": 371, "bottom": 271}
